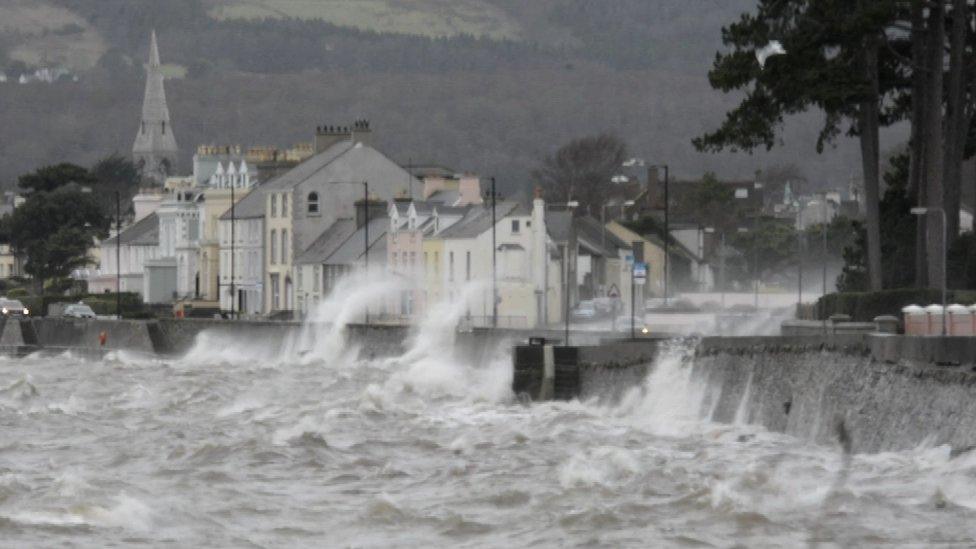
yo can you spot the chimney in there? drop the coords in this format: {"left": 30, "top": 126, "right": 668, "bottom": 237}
{"left": 355, "top": 197, "right": 387, "bottom": 228}
{"left": 314, "top": 124, "right": 352, "bottom": 153}
{"left": 351, "top": 119, "right": 373, "bottom": 147}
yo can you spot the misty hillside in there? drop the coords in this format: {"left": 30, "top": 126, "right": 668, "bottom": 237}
{"left": 0, "top": 0, "right": 880, "bottom": 193}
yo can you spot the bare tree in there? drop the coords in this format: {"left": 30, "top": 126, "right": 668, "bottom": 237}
{"left": 533, "top": 133, "right": 628, "bottom": 215}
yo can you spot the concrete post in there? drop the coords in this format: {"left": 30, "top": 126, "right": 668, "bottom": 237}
{"left": 539, "top": 344, "right": 555, "bottom": 400}
{"left": 873, "top": 315, "right": 899, "bottom": 334}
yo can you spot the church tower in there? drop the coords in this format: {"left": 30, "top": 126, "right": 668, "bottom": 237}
{"left": 132, "top": 30, "right": 178, "bottom": 183}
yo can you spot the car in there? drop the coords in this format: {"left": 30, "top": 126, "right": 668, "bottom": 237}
{"left": 0, "top": 298, "right": 29, "bottom": 317}
{"left": 571, "top": 300, "right": 597, "bottom": 321}
{"left": 63, "top": 303, "right": 96, "bottom": 319}
{"left": 614, "top": 315, "right": 649, "bottom": 334}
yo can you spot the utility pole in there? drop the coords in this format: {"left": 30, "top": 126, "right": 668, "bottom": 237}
{"left": 230, "top": 177, "right": 236, "bottom": 319}
{"left": 116, "top": 190, "right": 121, "bottom": 320}
{"left": 363, "top": 180, "right": 369, "bottom": 325}
{"left": 488, "top": 177, "right": 499, "bottom": 329}
{"left": 662, "top": 165, "right": 670, "bottom": 307}
{"left": 821, "top": 195, "right": 828, "bottom": 334}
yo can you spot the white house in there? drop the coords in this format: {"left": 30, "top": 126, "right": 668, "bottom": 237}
{"left": 218, "top": 182, "right": 265, "bottom": 315}
{"left": 434, "top": 196, "right": 560, "bottom": 328}
{"left": 144, "top": 189, "right": 201, "bottom": 303}
{"left": 90, "top": 213, "right": 161, "bottom": 295}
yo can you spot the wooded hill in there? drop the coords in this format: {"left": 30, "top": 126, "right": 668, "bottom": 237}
{"left": 0, "top": 0, "right": 870, "bottom": 193}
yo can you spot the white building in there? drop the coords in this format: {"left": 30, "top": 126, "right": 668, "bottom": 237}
{"left": 218, "top": 177, "right": 265, "bottom": 315}
{"left": 90, "top": 213, "right": 160, "bottom": 295}
{"left": 435, "top": 196, "right": 560, "bottom": 329}
{"left": 144, "top": 190, "right": 201, "bottom": 303}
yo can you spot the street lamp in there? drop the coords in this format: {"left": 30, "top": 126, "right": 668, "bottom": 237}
{"left": 622, "top": 159, "right": 669, "bottom": 306}
{"left": 705, "top": 227, "right": 726, "bottom": 308}
{"left": 363, "top": 180, "right": 369, "bottom": 325}
{"left": 549, "top": 201, "right": 579, "bottom": 345}
{"left": 601, "top": 198, "right": 635, "bottom": 251}
{"left": 483, "top": 178, "right": 502, "bottom": 329}
{"left": 911, "top": 206, "right": 947, "bottom": 336}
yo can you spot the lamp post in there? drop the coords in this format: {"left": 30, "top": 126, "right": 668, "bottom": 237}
{"left": 557, "top": 200, "right": 579, "bottom": 345}
{"left": 911, "top": 206, "right": 947, "bottom": 336}
{"left": 820, "top": 194, "right": 829, "bottom": 334}
{"left": 623, "top": 159, "right": 668, "bottom": 305}
{"left": 116, "top": 190, "right": 121, "bottom": 319}
{"left": 230, "top": 176, "right": 236, "bottom": 319}
{"left": 485, "top": 177, "right": 500, "bottom": 329}
{"left": 363, "top": 180, "right": 369, "bottom": 325}
{"left": 705, "top": 227, "right": 726, "bottom": 308}
{"left": 794, "top": 201, "right": 802, "bottom": 317}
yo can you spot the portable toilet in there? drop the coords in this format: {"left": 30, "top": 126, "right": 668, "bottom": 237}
{"left": 902, "top": 305, "right": 927, "bottom": 335}
{"left": 946, "top": 304, "right": 973, "bottom": 336}
{"left": 925, "top": 304, "right": 945, "bottom": 336}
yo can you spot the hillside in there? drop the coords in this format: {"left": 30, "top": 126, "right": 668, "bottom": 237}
{"left": 0, "top": 0, "right": 878, "bottom": 193}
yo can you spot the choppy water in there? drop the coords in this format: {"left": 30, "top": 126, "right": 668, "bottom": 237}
{"left": 2, "top": 333, "right": 976, "bottom": 547}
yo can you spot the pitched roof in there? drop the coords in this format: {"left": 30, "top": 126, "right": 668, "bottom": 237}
{"left": 436, "top": 202, "right": 520, "bottom": 239}
{"left": 324, "top": 217, "right": 389, "bottom": 265}
{"left": 104, "top": 212, "right": 159, "bottom": 246}
{"left": 546, "top": 210, "right": 572, "bottom": 242}
{"left": 294, "top": 219, "right": 357, "bottom": 265}
{"left": 264, "top": 140, "right": 356, "bottom": 190}
{"left": 576, "top": 215, "right": 632, "bottom": 256}
{"left": 219, "top": 186, "right": 265, "bottom": 220}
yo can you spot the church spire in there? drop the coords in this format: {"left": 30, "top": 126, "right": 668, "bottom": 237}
{"left": 133, "top": 29, "right": 178, "bottom": 184}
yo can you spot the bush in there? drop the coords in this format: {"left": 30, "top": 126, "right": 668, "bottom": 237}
{"left": 32, "top": 292, "right": 150, "bottom": 318}
{"left": 815, "top": 288, "right": 976, "bottom": 321}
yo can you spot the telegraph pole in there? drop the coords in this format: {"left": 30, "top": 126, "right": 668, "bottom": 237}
{"left": 230, "top": 177, "right": 236, "bottom": 319}
{"left": 116, "top": 190, "right": 121, "bottom": 319}
{"left": 490, "top": 177, "right": 498, "bottom": 328}
{"left": 363, "top": 180, "right": 369, "bottom": 325}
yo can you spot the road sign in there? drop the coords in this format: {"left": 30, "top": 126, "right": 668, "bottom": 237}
{"left": 607, "top": 284, "right": 620, "bottom": 298}
{"left": 633, "top": 262, "right": 647, "bottom": 286}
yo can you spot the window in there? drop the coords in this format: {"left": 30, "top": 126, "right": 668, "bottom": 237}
{"left": 424, "top": 252, "right": 428, "bottom": 274}
{"left": 449, "top": 252, "right": 454, "bottom": 281}
{"left": 270, "top": 194, "right": 277, "bottom": 218}
{"left": 313, "top": 266, "right": 320, "bottom": 292}
{"left": 466, "top": 251, "right": 471, "bottom": 281}
{"left": 308, "top": 192, "right": 319, "bottom": 214}
{"left": 511, "top": 219, "right": 520, "bottom": 234}
{"left": 281, "top": 229, "right": 288, "bottom": 264}
{"left": 282, "top": 194, "right": 289, "bottom": 217}
{"left": 434, "top": 252, "right": 439, "bottom": 274}
{"left": 270, "top": 230, "right": 277, "bottom": 265}
{"left": 162, "top": 121, "right": 166, "bottom": 134}
{"left": 392, "top": 252, "right": 398, "bottom": 269}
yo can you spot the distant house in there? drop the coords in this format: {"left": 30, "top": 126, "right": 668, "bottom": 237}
{"left": 91, "top": 212, "right": 160, "bottom": 296}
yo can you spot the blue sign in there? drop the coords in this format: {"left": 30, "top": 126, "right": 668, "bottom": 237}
{"left": 633, "top": 262, "right": 647, "bottom": 278}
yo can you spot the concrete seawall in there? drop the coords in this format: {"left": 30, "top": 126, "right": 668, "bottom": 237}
{"left": 513, "top": 334, "right": 976, "bottom": 453}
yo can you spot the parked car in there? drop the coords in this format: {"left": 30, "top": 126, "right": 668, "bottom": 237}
{"left": 63, "top": 303, "right": 96, "bottom": 319}
{"left": 571, "top": 300, "right": 597, "bottom": 321}
{"left": 0, "top": 298, "right": 29, "bottom": 317}
{"left": 615, "top": 315, "right": 649, "bottom": 334}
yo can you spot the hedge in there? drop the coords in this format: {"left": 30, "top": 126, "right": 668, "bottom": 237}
{"left": 815, "top": 288, "right": 976, "bottom": 322}
{"left": 16, "top": 293, "right": 151, "bottom": 318}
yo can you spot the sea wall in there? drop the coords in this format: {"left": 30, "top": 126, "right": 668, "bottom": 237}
{"left": 691, "top": 342, "right": 976, "bottom": 453}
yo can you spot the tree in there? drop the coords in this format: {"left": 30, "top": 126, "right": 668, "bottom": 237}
{"left": 694, "top": 0, "right": 902, "bottom": 292}
{"left": 90, "top": 154, "right": 143, "bottom": 217}
{"left": 672, "top": 172, "right": 743, "bottom": 233}
{"left": 533, "top": 133, "right": 628, "bottom": 215}
{"left": 17, "top": 163, "right": 96, "bottom": 193}
{"left": 8, "top": 186, "right": 109, "bottom": 288}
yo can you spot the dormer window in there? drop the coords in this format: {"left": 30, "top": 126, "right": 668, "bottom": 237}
{"left": 308, "top": 192, "right": 319, "bottom": 214}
